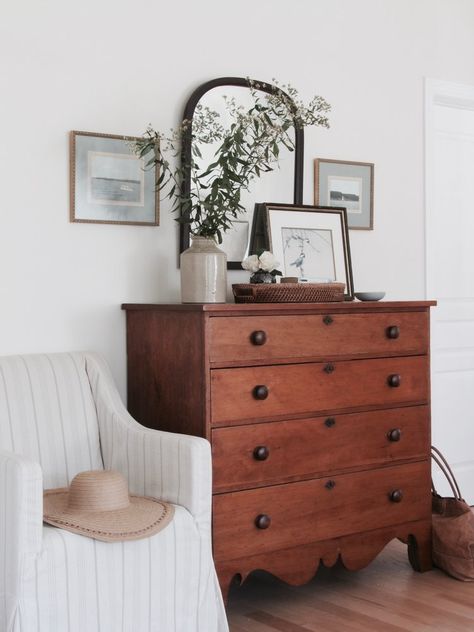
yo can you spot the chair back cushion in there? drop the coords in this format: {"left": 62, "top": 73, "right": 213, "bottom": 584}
{"left": 0, "top": 352, "right": 103, "bottom": 488}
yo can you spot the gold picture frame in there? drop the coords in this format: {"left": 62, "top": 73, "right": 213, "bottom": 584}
{"left": 70, "top": 131, "right": 159, "bottom": 226}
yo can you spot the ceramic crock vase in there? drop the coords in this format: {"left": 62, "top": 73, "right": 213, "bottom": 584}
{"left": 180, "top": 235, "right": 227, "bottom": 303}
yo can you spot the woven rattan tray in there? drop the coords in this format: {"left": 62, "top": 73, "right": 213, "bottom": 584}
{"left": 232, "top": 282, "right": 345, "bottom": 303}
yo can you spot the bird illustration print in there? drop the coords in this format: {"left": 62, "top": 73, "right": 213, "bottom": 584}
{"left": 282, "top": 228, "right": 335, "bottom": 282}
{"left": 290, "top": 252, "right": 306, "bottom": 278}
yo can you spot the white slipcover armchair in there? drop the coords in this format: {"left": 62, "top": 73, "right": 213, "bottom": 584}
{"left": 0, "top": 352, "right": 228, "bottom": 632}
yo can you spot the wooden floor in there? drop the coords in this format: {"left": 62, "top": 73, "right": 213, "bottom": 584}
{"left": 226, "top": 540, "right": 474, "bottom": 631}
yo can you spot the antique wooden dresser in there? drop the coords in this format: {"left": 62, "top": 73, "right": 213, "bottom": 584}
{"left": 123, "top": 301, "right": 435, "bottom": 599}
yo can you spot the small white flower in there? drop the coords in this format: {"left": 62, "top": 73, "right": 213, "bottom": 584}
{"left": 241, "top": 254, "right": 260, "bottom": 273}
{"left": 259, "top": 251, "right": 279, "bottom": 272}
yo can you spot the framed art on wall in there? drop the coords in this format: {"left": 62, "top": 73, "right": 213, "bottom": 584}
{"left": 70, "top": 131, "right": 159, "bottom": 225}
{"left": 265, "top": 203, "right": 354, "bottom": 299}
{"left": 314, "top": 158, "right": 374, "bottom": 230}
{"left": 218, "top": 220, "right": 250, "bottom": 262}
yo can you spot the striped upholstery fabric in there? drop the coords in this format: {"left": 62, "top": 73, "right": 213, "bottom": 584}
{"left": 0, "top": 353, "right": 103, "bottom": 488}
{"left": 0, "top": 352, "right": 228, "bottom": 632}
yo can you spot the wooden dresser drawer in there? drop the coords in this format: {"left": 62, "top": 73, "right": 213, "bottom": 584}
{"left": 213, "top": 461, "right": 430, "bottom": 562}
{"left": 212, "top": 406, "right": 430, "bottom": 492}
{"left": 209, "top": 312, "right": 428, "bottom": 364}
{"left": 211, "top": 356, "right": 429, "bottom": 424}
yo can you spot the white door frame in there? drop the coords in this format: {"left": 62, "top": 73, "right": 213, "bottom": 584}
{"left": 425, "top": 78, "right": 474, "bottom": 502}
{"left": 425, "top": 78, "right": 474, "bottom": 299}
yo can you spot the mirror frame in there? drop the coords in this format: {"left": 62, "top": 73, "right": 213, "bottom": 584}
{"left": 180, "top": 77, "right": 305, "bottom": 269}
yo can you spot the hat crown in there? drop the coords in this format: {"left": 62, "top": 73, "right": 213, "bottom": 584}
{"left": 67, "top": 470, "right": 130, "bottom": 512}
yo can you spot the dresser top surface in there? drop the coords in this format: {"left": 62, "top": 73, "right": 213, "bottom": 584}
{"left": 122, "top": 300, "right": 436, "bottom": 314}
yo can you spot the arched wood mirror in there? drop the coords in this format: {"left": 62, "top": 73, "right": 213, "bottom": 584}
{"left": 180, "top": 77, "right": 305, "bottom": 269}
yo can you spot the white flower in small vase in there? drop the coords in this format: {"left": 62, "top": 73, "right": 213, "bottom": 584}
{"left": 258, "top": 251, "right": 280, "bottom": 273}
{"left": 241, "top": 254, "right": 260, "bottom": 273}
{"left": 241, "top": 251, "right": 282, "bottom": 284}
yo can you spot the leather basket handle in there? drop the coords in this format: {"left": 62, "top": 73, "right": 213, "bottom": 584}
{"left": 431, "top": 445, "right": 463, "bottom": 501}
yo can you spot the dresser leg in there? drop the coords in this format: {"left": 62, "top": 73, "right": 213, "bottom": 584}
{"left": 407, "top": 525, "right": 432, "bottom": 572}
{"left": 217, "top": 568, "right": 241, "bottom": 605}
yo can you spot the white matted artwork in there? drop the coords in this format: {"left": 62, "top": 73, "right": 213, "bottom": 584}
{"left": 265, "top": 203, "right": 354, "bottom": 298}
{"left": 281, "top": 227, "right": 336, "bottom": 282}
{"left": 219, "top": 220, "right": 250, "bottom": 262}
{"left": 70, "top": 131, "right": 159, "bottom": 225}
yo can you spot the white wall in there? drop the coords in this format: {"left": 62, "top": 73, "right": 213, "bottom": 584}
{"left": 1, "top": 0, "right": 474, "bottom": 398}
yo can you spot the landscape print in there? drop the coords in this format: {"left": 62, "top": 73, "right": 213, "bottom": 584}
{"left": 282, "top": 227, "right": 336, "bottom": 281}
{"left": 328, "top": 175, "right": 362, "bottom": 213}
{"left": 88, "top": 151, "right": 144, "bottom": 206}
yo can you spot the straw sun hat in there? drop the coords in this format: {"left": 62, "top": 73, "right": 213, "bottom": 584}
{"left": 43, "top": 470, "right": 174, "bottom": 542}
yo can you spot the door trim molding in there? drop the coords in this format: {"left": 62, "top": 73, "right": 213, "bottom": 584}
{"left": 425, "top": 79, "right": 474, "bottom": 502}
{"left": 424, "top": 79, "right": 474, "bottom": 299}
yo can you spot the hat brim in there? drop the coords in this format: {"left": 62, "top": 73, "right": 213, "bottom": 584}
{"left": 43, "top": 488, "right": 174, "bottom": 542}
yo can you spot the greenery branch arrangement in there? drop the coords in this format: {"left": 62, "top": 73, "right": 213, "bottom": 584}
{"left": 134, "top": 79, "right": 331, "bottom": 244}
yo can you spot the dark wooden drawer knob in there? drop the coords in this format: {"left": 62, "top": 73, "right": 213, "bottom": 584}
{"left": 255, "top": 514, "right": 271, "bottom": 529}
{"left": 387, "top": 428, "right": 402, "bottom": 442}
{"left": 386, "top": 325, "right": 400, "bottom": 339}
{"left": 323, "top": 315, "right": 333, "bottom": 325}
{"left": 250, "top": 330, "right": 267, "bottom": 346}
{"left": 324, "top": 417, "right": 336, "bottom": 428}
{"left": 387, "top": 374, "right": 401, "bottom": 388}
{"left": 325, "top": 480, "right": 336, "bottom": 490}
{"left": 389, "top": 489, "right": 404, "bottom": 503}
{"left": 323, "top": 363, "right": 335, "bottom": 374}
{"left": 253, "top": 446, "right": 269, "bottom": 461}
{"left": 253, "top": 385, "right": 269, "bottom": 400}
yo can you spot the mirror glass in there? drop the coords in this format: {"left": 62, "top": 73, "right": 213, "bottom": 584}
{"left": 180, "top": 78, "right": 304, "bottom": 269}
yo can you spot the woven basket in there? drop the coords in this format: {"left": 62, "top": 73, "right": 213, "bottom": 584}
{"left": 232, "top": 282, "right": 345, "bottom": 303}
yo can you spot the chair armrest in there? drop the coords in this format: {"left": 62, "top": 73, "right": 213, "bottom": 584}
{"left": 0, "top": 450, "right": 43, "bottom": 628}
{"left": 85, "top": 353, "right": 212, "bottom": 531}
